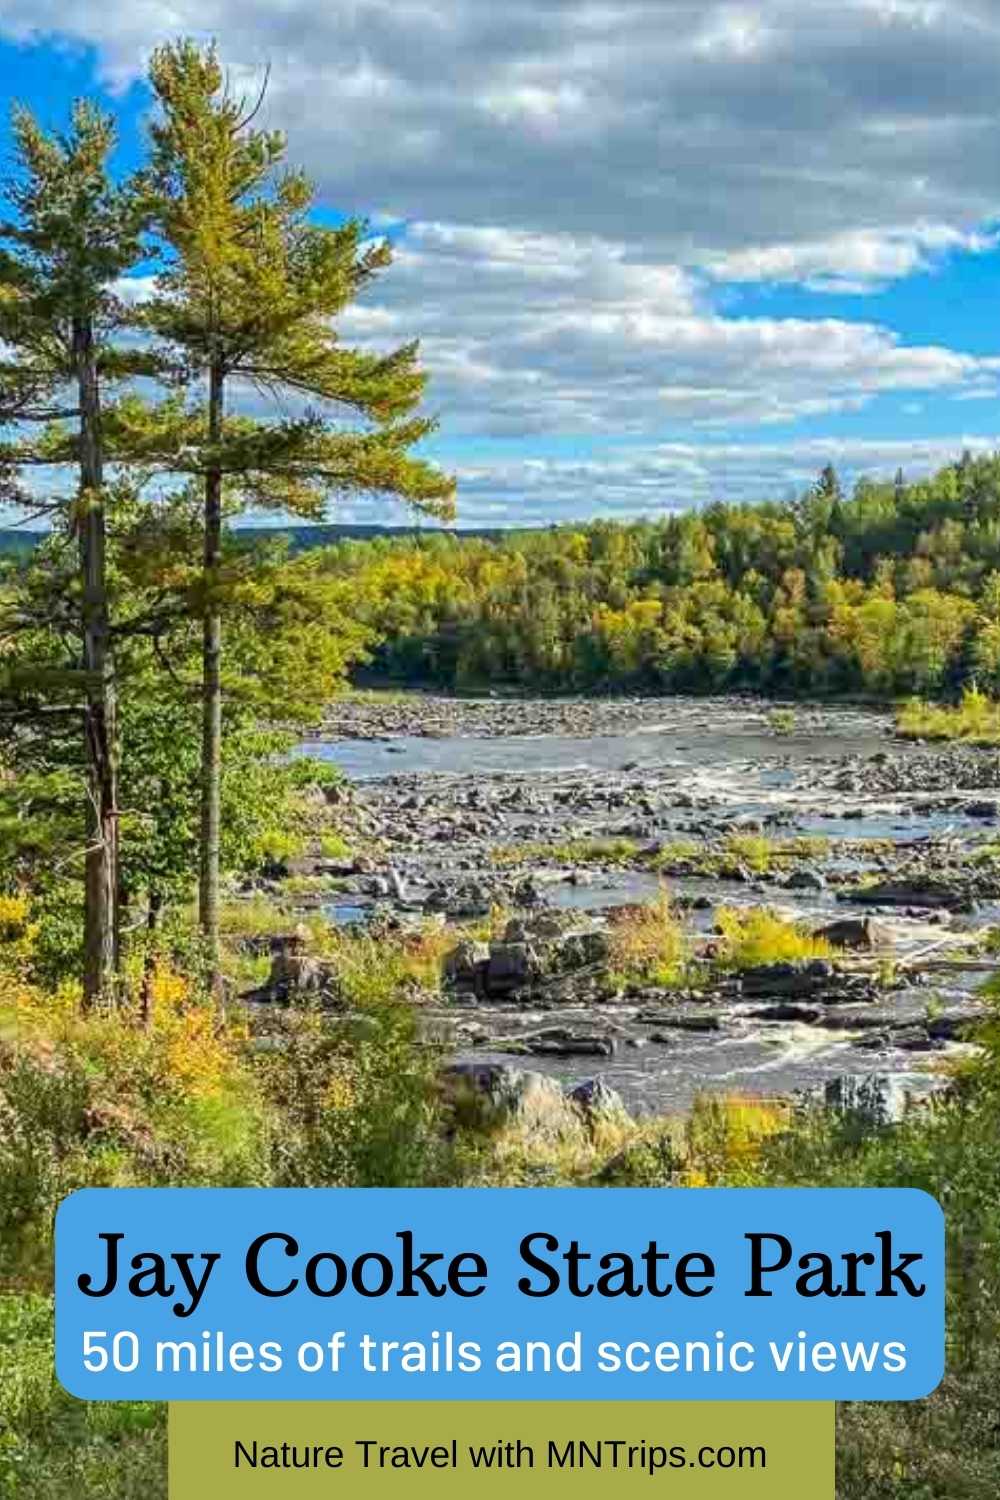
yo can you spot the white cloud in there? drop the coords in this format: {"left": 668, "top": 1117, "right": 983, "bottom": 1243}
{"left": 6, "top": 0, "right": 1000, "bottom": 258}
{"left": 336, "top": 221, "right": 1000, "bottom": 436}
{"left": 7, "top": 1, "right": 1000, "bottom": 522}
{"left": 704, "top": 224, "right": 998, "bottom": 292}
{"left": 441, "top": 434, "right": 1000, "bottom": 526}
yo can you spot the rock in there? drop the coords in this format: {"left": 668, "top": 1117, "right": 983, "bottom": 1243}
{"left": 963, "top": 799, "right": 999, "bottom": 819}
{"left": 442, "top": 1063, "right": 584, "bottom": 1141}
{"left": 739, "top": 960, "right": 836, "bottom": 999}
{"left": 839, "top": 879, "right": 973, "bottom": 912}
{"left": 893, "top": 1029, "right": 946, "bottom": 1053}
{"left": 814, "top": 916, "right": 892, "bottom": 951}
{"left": 442, "top": 940, "right": 490, "bottom": 992}
{"left": 821, "top": 1073, "right": 909, "bottom": 1126}
{"left": 648, "top": 1011, "right": 723, "bottom": 1033}
{"left": 524, "top": 1032, "right": 616, "bottom": 1058}
{"left": 926, "top": 1011, "right": 977, "bottom": 1041}
{"left": 267, "top": 952, "right": 326, "bottom": 998}
{"left": 484, "top": 943, "right": 539, "bottom": 997}
{"left": 425, "top": 879, "right": 495, "bottom": 919}
{"left": 785, "top": 868, "right": 827, "bottom": 891}
{"left": 567, "top": 1077, "right": 630, "bottom": 1123}
{"left": 815, "top": 1004, "right": 907, "bottom": 1031}
{"left": 503, "top": 912, "right": 575, "bottom": 943}
{"left": 746, "top": 1003, "right": 822, "bottom": 1024}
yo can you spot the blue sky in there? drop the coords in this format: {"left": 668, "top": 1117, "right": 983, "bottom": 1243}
{"left": 3, "top": 6, "right": 1000, "bottom": 527}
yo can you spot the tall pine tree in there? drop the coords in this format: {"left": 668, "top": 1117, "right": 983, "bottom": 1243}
{"left": 142, "top": 41, "right": 455, "bottom": 985}
{"left": 0, "top": 103, "right": 149, "bottom": 1003}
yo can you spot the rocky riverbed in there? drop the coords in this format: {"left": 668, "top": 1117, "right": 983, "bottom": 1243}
{"left": 283, "top": 694, "right": 1000, "bottom": 1115}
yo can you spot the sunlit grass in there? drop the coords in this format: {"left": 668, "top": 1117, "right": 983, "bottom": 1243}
{"left": 897, "top": 684, "right": 1000, "bottom": 744}
{"left": 491, "top": 837, "right": 642, "bottom": 867}
{"left": 607, "top": 891, "right": 689, "bottom": 988}
{"left": 714, "top": 906, "right": 834, "bottom": 968}
{"left": 493, "top": 833, "right": 829, "bottom": 877}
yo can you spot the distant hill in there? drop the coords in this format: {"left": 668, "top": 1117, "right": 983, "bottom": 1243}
{"left": 0, "top": 529, "right": 42, "bottom": 556}
{"left": 248, "top": 523, "right": 508, "bottom": 552}
{"left": 0, "top": 522, "right": 510, "bottom": 557}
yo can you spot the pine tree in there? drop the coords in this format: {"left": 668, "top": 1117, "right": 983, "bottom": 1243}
{"left": 813, "top": 463, "right": 843, "bottom": 505}
{"left": 141, "top": 41, "right": 455, "bottom": 985}
{"left": 0, "top": 103, "right": 149, "bottom": 1003}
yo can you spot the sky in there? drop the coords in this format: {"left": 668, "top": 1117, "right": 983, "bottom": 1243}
{"left": 3, "top": 2, "right": 1000, "bottom": 528}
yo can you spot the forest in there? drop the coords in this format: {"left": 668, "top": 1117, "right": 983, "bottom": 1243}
{"left": 314, "top": 455, "right": 1000, "bottom": 697}
{"left": 1, "top": 32, "right": 1000, "bottom": 1500}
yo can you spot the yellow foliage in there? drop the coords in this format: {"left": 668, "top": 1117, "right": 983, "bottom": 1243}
{"left": 608, "top": 892, "right": 687, "bottom": 987}
{"left": 715, "top": 907, "right": 833, "bottom": 968}
{"left": 681, "top": 1093, "right": 791, "bottom": 1184}
{"left": 323, "top": 1071, "right": 357, "bottom": 1111}
{"left": 0, "top": 894, "right": 39, "bottom": 967}
{"left": 8, "top": 963, "right": 240, "bottom": 1102}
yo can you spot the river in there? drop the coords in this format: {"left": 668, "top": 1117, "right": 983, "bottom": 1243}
{"left": 297, "top": 695, "right": 996, "bottom": 1115}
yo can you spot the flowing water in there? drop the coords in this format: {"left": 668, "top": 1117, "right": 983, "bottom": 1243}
{"left": 300, "top": 697, "right": 994, "bottom": 1113}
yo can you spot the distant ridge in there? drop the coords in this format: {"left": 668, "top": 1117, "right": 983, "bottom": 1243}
{"left": 0, "top": 521, "right": 511, "bottom": 556}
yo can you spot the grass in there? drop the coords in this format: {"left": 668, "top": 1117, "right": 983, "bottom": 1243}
{"left": 492, "top": 833, "right": 830, "bottom": 878}
{"left": 647, "top": 832, "right": 829, "bottom": 878}
{"left": 606, "top": 891, "right": 689, "bottom": 988}
{"left": 313, "top": 918, "right": 456, "bottom": 1005}
{"left": 0, "top": 1296, "right": 166, "bottom": 1499}
{"left": 897, "top": 684, "right": 1000, "bottom": 744}
{"left": 714, "top": 907, "right": 834, "bottom": 968}
{"left": 216, "top": 896, "right": 303, "bottom": 939}
{"left": 767, "top": 707, "right": 797, "bottom": 736}
{"left": 491, "top": 836, "right": 642, "bottom": 868}
{"left": 277, "top": 872, "right": 342, "bottom": 897}
{"left": 318, "top": 832, "right": 353, "bottom": 860}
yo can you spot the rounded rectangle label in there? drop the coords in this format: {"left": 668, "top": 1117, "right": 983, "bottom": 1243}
{"left": 55, "top": 1185, "right": 944, "bottom": 1401}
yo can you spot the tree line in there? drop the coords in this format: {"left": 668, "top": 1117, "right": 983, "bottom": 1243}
{"left": 317, "top": 456, "right": 1000, "bottom": 698}
{"left": 0, "top": 40, "right": 454, "bottom": 1005}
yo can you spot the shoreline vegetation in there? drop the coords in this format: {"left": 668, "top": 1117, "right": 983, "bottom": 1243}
{"left": 0, "top": 33, "right": 999, "bottom": 1500}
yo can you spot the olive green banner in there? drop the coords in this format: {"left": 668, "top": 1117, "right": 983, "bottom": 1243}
{"left": 169, "top": 1401, "right": 833, "bottom": 1497}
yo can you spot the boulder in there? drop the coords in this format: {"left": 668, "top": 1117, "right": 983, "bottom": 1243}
{"left": 442, "top": 940, "right": 490, "bottom": 992}
{"left": 814, "top": 916, "right": 891, "bottom": 951}
{"left": 821, "top": 1072, "right": 910, "bottom": 1127}
{"left": 739, "top": 960, "right": 836, "bottom": 1000}
{"left": 785, "top": 868, "right": 827, "bottom": 892}
{"left": 567, "top": 1077, "right": 631, "bottom": 1124}
{"left": 266, "top": 952, "right": 326, "bottom": 998}
{"left": 442, "top": 1063, "right": 583, "bottom": 1141}
{"left": 484, "top": 943, "right": 540, "bottom": 997}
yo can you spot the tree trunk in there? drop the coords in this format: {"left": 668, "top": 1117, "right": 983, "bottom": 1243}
{"left": 138, "top": 890, "right": 164, "bottom": 1032}
{"left": 74, "top": 316, "right": 117, "bottom": 1008}
{"left": 199, "top": 358, "right": 225, "bottom": 991}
